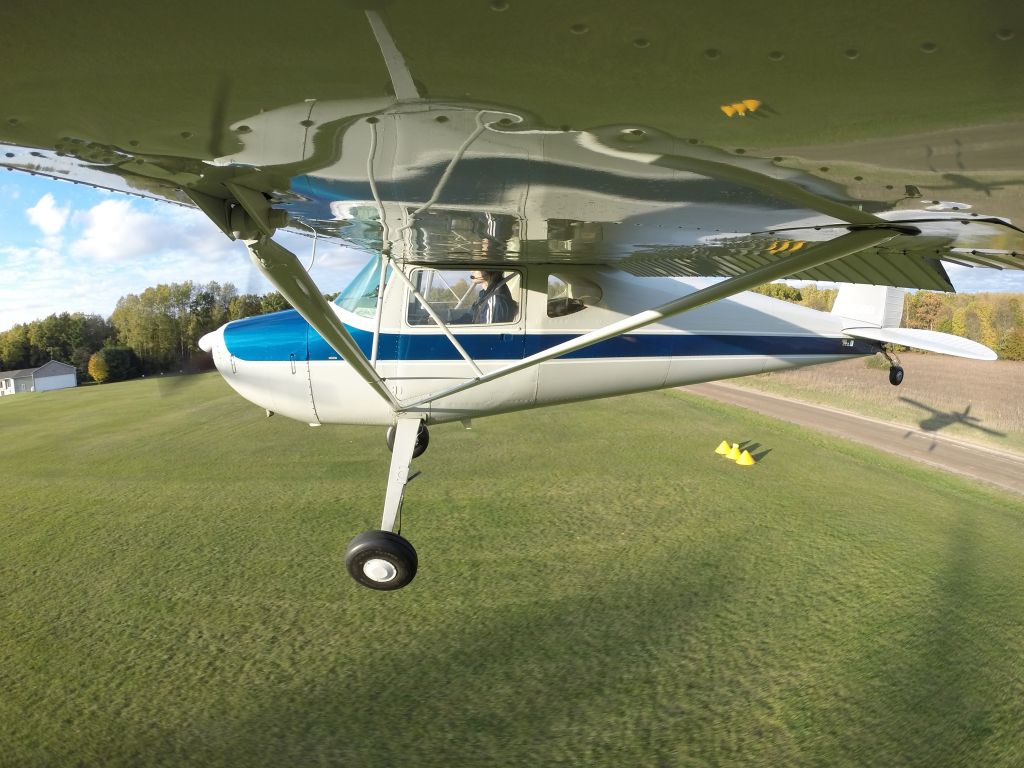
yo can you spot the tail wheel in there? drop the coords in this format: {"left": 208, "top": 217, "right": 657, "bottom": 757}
{"left": 345, "top": 530, "right": 418, "bottom": 590}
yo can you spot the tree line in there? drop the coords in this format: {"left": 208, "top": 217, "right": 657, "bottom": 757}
{"left": 0, "top": 282, "right": 292, "bottom": 383}
{"left": 3, "top": 281, "right": 1024, "bottom": 385}
{"left": 752, "top": 283, "right": 1024, "bottom": 360}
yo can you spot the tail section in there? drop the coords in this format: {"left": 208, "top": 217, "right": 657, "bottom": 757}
{"left": 831, "top": 284, "right": 906, "bottom": 327}
{"left": 832, "top": 284, "right": 997, "bottom": 360}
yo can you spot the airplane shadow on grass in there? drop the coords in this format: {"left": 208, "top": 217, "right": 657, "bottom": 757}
{"left": 899, "top": 397, "right": 1006, "bottom": 451}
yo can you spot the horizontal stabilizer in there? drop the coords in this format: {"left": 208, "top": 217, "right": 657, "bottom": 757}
{"left": 842, "top": 326, "right": 997, "bottom": 360}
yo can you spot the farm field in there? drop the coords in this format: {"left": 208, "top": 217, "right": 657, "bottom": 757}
{"left": 2, "top": 374, "right": 1024, "bottom": 767}
{"left": 733, "top": 353, "right": 1024, "bottom": 454}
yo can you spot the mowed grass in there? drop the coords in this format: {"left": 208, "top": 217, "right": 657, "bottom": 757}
{"left": 736, "top": 353, "right": 1024, "bottom": 454}
{"left": 2, "top": 375, "right": 1024, "bottom": 768}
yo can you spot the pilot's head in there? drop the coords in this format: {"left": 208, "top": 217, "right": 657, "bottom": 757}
{"left": 471, "top": 270, "right": 502, "bottom": 288}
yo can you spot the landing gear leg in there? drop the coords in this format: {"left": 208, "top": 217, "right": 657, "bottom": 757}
{"left": 345, "top": 416, "right": 423, "bottom": 590}
{"left": 881, "top": 345, "right": 904, "bottom": 386}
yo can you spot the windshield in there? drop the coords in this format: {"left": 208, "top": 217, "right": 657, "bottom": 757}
{"left": 335, "top": 256, "right": 391, "bottom": 317}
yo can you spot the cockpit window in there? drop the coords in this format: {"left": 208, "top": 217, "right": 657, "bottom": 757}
{"left": 547, "top": 273, "right": 602, "bottom": 317}
{"left": 335, "top": 256, "right": 391, "bottom": 317}
{"left": 407, "top": 268, "right": 521, "bottom": 326}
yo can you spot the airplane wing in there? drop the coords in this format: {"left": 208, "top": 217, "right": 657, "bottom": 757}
{"left": 3, "top": 0, "right": 1024, "bottom": 291}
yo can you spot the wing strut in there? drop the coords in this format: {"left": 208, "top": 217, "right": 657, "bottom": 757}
{"left": 245, "top": 235, "right": 401, "bottom": 411}
{"left": 405, "top": 227, "right": 904, "bottom": 408}
{"left": 196, "top": 180, "right": 403, "bottom": 411}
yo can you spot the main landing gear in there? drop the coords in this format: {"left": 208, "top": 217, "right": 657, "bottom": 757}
{"left": 344, "top": 416, "right": 429, "bottom": 591}
{"left": 881, "top": 345, "right": 904, "bottom": 386}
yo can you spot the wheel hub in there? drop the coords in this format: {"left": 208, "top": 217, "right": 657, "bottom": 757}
{"left": 363, "top": 558, "right": 398, "bottom": 582}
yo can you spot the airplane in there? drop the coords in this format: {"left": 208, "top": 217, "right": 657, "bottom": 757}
{"left": 3, "top": 1, "right": 1023, "bottom": 590}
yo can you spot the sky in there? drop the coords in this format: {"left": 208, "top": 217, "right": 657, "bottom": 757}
{"left": 0, "top": 174, "right": 368, "bottom": 331}
{"left": 3, "top": 172, "right": 1024, "bottom": 331}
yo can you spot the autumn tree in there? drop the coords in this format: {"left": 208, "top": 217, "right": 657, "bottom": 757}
{"left": 752, "top": 283, "right": 802, "bottom": 303}
{"left": 260, "top": 292, "right": 289, "bottom": 314}
{"left": 1, "top": 313, "right": 114, "bottom": 378}
{"left": 999, "top": 329, "right": 1024, "bottom": 360}
{"left": 87, "top": 352, "right": 109, "bottom": 383}
{"left": 111, "top": 281, "right": 237, "bottom": 373}
{"left": 798, "top": 284, "right": 838, "bottom": 312}
{"left": 228, "top": 294, "right": 264, "bottom": 320}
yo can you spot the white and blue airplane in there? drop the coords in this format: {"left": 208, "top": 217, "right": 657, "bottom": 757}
{"left": 3, "top": 2, "right": 1023, "bottom": 589}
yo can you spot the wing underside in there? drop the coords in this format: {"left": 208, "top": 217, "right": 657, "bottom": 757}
{"left": 3, "top": 1, "right": 1024, "bottom": 295}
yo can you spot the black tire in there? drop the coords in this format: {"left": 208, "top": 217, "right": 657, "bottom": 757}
{"left": 345, "top": 530, "right": 418, "bottom": 590}
{"left": 889, "top": 365, "right": 904, "bottom": 386}
{"left": 384, "top": 423, "right": 430, "bottom": 458}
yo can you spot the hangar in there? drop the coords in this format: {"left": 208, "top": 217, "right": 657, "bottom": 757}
{"left": 0, "top": 360, "right": 78, "bottom": 397}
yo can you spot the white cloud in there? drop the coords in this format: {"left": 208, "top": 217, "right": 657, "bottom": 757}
{"left": 944, "top": 264, "right": 1024, "bottom": 293}
{"left": 71, "top": 199, "right": 179, "bottom": 262}
{"left": 26, "top": 193, "right": 69, "bottom": 236}
{"left": 1, "top": 191, "right": 377, "bottom": 330}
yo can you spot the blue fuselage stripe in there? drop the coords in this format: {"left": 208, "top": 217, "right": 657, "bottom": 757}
{"left": 223, "top": 310, "right": 876, "bottom": 362}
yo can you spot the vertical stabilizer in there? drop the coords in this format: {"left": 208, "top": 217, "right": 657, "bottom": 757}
{"left": 831, "top": 284, "right": 906, "bottom": 328}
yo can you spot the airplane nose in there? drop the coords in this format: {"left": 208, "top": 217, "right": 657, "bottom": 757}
{"left": 198, "top": 326, "right": 223, "bottom": 353}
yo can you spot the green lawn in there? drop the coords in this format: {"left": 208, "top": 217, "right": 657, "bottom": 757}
{"left": 2, "top": 375, "right": 1023, "bottom": 767}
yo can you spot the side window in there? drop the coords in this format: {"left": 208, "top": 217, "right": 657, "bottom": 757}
{"left": 408, "top": 268, "right": 521, "bottom": 326}
{"left": 547, "top": 273, "right": 603, "bottom": 317}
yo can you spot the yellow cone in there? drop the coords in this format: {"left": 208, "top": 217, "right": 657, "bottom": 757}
{"left": 736, "top": 449, "right": 756, "bottom": 466}
{"left": 725, "top": 443, "right": 741, "bottom": 460}
{"left": 715, "top": 440, "right": 730, "bottom": 455}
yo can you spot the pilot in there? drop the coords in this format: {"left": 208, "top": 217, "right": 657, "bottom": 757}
{"left": 470, "top": 270, "right": 516, "bottom": 323}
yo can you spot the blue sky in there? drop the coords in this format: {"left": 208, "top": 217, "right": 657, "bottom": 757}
{"left": 0, "top": 174, "right": 367, "bottom": 330}
{"left": 3, "top": 172, "right": 1024, "bottom": 331}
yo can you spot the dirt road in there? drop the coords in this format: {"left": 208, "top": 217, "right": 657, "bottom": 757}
{"left": 686, "top": 382, "right": 1024, "bottom": 497}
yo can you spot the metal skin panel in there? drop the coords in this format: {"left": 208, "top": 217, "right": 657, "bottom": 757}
{"left": 307, "top": 361, "right": 406, "bottom": 426}
{"left": 220, "top": 359, "right": 318, "bottom": 425}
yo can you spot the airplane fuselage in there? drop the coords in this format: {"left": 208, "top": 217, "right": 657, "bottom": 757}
{"left": 201, "top": 264, "right": 876, "bottom": 426}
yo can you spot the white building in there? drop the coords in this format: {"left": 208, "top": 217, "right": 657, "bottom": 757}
{"left": 0, "top": 360, "right": 78, "bottom": 396}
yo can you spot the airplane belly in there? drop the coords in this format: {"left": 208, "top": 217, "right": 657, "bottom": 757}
{"left": 387, "top": 361, "right": 539, "bottom": 424}
{"left": 535, "top": 358, "right": 671, "bottom": 406}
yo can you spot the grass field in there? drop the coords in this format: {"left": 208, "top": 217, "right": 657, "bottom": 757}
{"left": 735, "top": 353, "right": 1024, "bottom": 454}
{"left": 2, "top": 374, "right": 1024, "bottom": 767}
